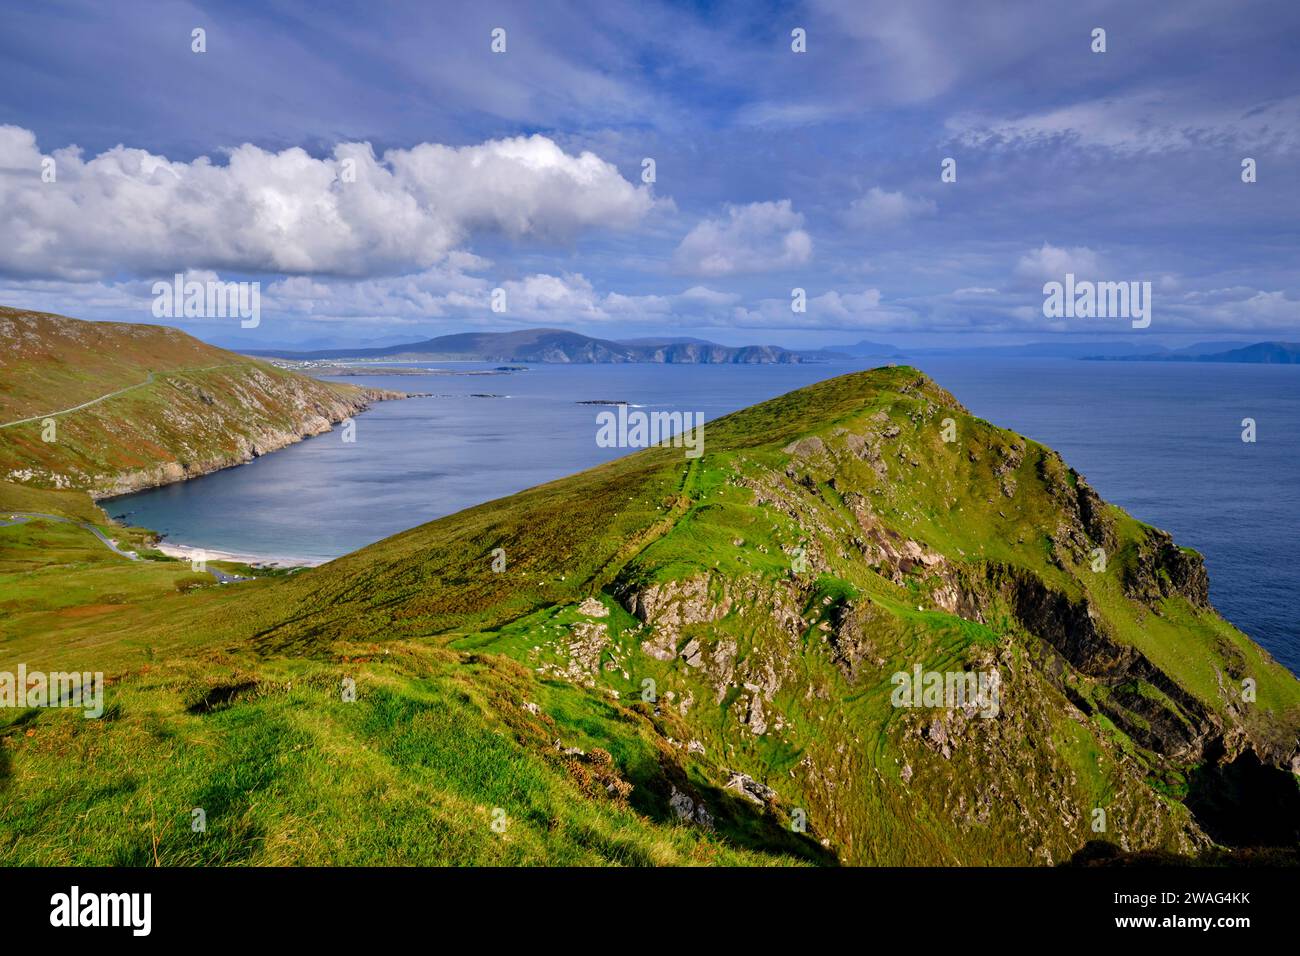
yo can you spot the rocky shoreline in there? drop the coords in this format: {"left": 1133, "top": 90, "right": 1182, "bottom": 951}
{"left": 90, "top": 386, "right": 416, "bottom": 500}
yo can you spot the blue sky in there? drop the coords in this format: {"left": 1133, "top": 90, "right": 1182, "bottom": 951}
{"left": 0, "top": 0, "right": 1296, "bottom": 349}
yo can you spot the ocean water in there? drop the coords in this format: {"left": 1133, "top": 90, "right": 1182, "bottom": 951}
{"left": 109, "top": 359, "right": 1300, "bottom": 675}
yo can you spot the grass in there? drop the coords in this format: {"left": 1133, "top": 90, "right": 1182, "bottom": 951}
{"left": 1, "top": 646, "right": 815, "bottom": 865}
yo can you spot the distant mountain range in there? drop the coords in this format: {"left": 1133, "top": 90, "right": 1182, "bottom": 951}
{"left": 241, "top": 328, "right": 1298, "bottom": 366}
{"left": 824, "top": 339, "right": 908, "bottom": 358}
{"left": 244, "top": 328, "right": 835, "bottom": 364}
{"left": 1087, "top": 342, "right": 1300, "bottom": 364}
{"left": 831, "top": 339, "right": 1297, "bottom": 363}
{"left": 826, "top": 338, "right": 1209, "bottom": 360}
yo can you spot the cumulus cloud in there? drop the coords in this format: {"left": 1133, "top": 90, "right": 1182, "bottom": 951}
{"left": 676, "top": 285, "right": 742, "bottom": 308}
{"left": 0, "top": 126, "right": 657, "bottom": 280}
{"left": 725, "top": 287, "right": 916, "bottom": 331}
{"left": 843, "top": 187, "right": 936, "bottom": 228}
{"left": 264, "top": 261, "right": 490, "bottom": 321}
{"left": 257, "top": 268, "right": 612, "bottom": 326}
{"left": 496, "top": 273, "right": 610, "bottom": 322}
{"left": 483, "top": 276, "right": 755, "bottom": 327}
{"left": 1014, "top": 243, "right": 1102, "bottom": 283}
{"left": 673, "top": 200, "right": 812, "bottom": 276}
{"left": 262, "top": 269, "right": 739, "bottom": 329}
{"left": 1169, "top": 287, "right": 1300, "bottom": 330}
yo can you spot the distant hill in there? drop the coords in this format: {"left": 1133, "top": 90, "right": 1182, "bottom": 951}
{"left": 831, "top": 339, "right": 906, "bottom": 358}
{"left": 0, "top": 307, "right": 407, "bottom": 497}
{"left": 829, "top": 339, "right": 1192, "bottom": 361}
{"left": 908, "top": 341, "right": 1178, "bottom": 359}
{"left": 244, "top": 328, "right": 823, "bottom": 364}
{"left": 1197, "top": 342, "right": 1300, "bottom": 363}
{"left": 1088, "top": 342, "right": 1300, "bottom": 363}
{"left": 837, "top": 340, "right": 1270, "bottom": 361}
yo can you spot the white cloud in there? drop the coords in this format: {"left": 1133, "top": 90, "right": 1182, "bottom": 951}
{"left": 497, "top": 273, "right": 608, "bottom": 322}
{"left": 844, "top": 187, "right": 936, "bottom": 228}
{"left": 0, "top": 126, "right": 657, "bottom": 281}
{"left": 677, "top": 285, "right": 742, "bottom": 307}
{"left": 1170, "top": 287, "right": 1300, "bottom": 330}
{"left": 1014, "top": 243, "right": 1102, "bottom": 283}
{"left": 264, "top": 262, "right": 489, "bottom": 321}
{"left": 260, "top": 270, "right": 738, "bottom": 328}
{"left": 726, "top": 287, "right": 916, "bottom": 331}
{"left": 673, "top": 200, "right": 812, "bottom": 276}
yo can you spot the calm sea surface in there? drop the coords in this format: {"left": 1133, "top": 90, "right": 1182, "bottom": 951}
{"left": 110, "top": 359, "right": 1300, "bottom": 675}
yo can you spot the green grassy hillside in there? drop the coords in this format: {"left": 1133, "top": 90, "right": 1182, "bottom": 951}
{"left": 2, "top": 365, "right": 1297, "bottom": 865}
{"left": 0, "top": 307, "right": 402, "bottom": 497}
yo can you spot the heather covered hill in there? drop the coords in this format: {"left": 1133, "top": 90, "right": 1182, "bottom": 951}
{"left": 0, "top": 307, "right": 408, "bottom": 497}
{"left": 4, "top": 366, "right": 1296, "bottom": 865}
{"left": 0, "top": 307, "right": 236, "bottom": 421}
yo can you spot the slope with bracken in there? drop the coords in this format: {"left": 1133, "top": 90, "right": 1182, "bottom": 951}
{"left": 0, "top": 307, "right": 408, "bottom": 497}
{"left": 4, "top": 365, "right": 1294, "bottom": 865}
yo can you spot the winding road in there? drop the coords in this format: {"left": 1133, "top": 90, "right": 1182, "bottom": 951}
{"left": 0, "top": 512, "right": 253, "bottom": 584}
{"left": 0, "top": 363, "right": 242, "bottom": 430}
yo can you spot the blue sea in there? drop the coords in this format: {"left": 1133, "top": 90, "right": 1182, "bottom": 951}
{"left": 109, "top": 359, "right": 1300, "bottom": 675}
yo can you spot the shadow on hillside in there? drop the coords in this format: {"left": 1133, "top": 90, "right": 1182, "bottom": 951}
{"left": 1066, "top": 839, "right": 1300, "bottom": 867}
{"left": 1184, "top": 749, "right": 1300, "bottom": 848}
{"left": 621, "top": 750, "right": 839, "bottom": 866}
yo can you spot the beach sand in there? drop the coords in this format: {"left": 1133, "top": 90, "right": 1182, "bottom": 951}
{"left": 153, "top": 540, "right": 324, "bottom": 569}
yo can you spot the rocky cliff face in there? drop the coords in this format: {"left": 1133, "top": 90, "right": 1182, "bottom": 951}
{"left": 87, "top": 383, "right": 407, "bottom": 498}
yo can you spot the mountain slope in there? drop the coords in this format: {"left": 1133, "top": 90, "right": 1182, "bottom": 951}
{"left": 245, "top": 327, "right": 816, "bottom": 364}
{"left": 0, "top": 307, "right": 409, "bottom": 497}
{"left": 5, "top": 365, "right": 1295, "bottom": 865}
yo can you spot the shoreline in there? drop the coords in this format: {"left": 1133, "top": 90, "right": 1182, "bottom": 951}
{"left": 152, "top": 540, "right": 326, "bottom": 569}
{"left": 88, "top": 387, "right": 418, "bottom": 501}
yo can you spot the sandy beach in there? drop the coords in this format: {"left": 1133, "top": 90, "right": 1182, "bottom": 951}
{"left": 153, "top": 540, "right": 324, "bottom": 569}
